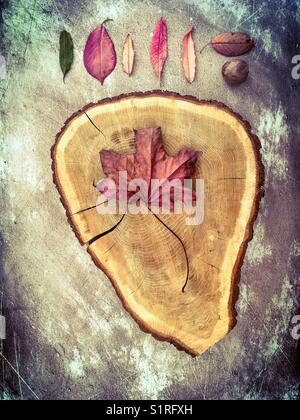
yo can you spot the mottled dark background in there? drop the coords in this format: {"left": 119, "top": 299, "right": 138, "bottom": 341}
{"left": 0, "top": 0, "right": 299, "bottom": 400}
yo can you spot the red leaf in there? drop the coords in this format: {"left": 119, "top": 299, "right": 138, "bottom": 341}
{"left": 99, "top": 127, "right": 200, "bottom": 210}
{"left": 182, "top": 26, "right": 196, "bottom": 83}
{"left": 122, "top": 34, "right": 135, "bottom": 76}
{"left": 99, "top": 128, "right": 199, "bottom": 292}
{"left": 150, "top": 18, "right": 168, "bottom": 81}
{"left": 84, "top": 22, "right": 117, "bottom": 85}
{"left": 211, "top": 32, "right": 255, "bottom": 57}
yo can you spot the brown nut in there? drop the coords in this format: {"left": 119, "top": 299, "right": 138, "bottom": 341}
{"left": 222, "top": 59, "right": 249, "bottom": 85}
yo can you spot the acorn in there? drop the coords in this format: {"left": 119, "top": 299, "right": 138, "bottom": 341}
{"left": 222, "top": 59, "right": 249, "bottom": 85}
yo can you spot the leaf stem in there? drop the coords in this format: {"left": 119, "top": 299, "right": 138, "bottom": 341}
{"left": 148, "top": 207, "right": 190, "bottom": 293}
{"left": 102, "top": 18, "right": 114, "bottom": 26}
{"left": 199, "top": 42, "right": 211, "bottom": 54}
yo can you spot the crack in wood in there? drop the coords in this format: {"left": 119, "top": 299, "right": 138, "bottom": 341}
{"left": 72, "top": 200, "right": 108, "bottom": 216}
{"left": 198, "top": 258, "right": 220, "bottom": 271}
{"left": 216, "top": 177, "right": 246, "bottom": 180}
{"left": 84, "top": 112, "right": 106, "bottom": 140}
{"left": 87, "top": 214, "right": 126, "bottom": 246}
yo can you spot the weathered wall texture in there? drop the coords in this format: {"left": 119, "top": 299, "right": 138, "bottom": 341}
{"left": 0, "top": 0, "right": 299, "bottom": 400}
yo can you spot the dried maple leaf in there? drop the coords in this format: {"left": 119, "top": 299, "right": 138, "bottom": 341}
{"left": 97, "top": 127, "right": 201, "bottom": 293}
{"left": 99, "top": 127, "right": 200, "bottom": 209}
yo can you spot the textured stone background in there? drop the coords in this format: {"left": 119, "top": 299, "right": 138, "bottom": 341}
{"left": 0, "top": 0, "right": 299, "bottom": 400}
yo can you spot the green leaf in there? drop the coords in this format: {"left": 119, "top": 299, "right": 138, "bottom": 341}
{"left": 59, "top": 30, "right": 74, "bottom": 82}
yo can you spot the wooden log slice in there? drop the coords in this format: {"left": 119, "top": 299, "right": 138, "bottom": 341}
{"left": 52, "top": 91, "right": 264, "bottom": 356}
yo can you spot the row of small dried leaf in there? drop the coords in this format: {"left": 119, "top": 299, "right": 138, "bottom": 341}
{"left": 60, "top": 19, "right": 255, "bottom": 84}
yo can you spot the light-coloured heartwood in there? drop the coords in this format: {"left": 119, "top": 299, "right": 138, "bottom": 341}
{"left": 52, "top": 92, "right": 263, "bottom": 356}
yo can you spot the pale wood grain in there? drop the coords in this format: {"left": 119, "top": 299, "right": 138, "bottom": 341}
{"left": 52, "top": 92, "right": 263, "bottom": 356}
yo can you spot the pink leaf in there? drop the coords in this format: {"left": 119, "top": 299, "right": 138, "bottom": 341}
{"left": 150, "top": 18, "right": 168, "bottom": 81}
{"left": 84, "top": 22, "right": 117, "bottom": 85}
{"left": 182, "top": 26, "right": 196, "bottom": 83}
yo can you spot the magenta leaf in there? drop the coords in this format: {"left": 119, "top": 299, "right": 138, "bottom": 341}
{"left": 84, "top": 22, "right": 117, "bottom": 85}
{"left": 150, "top": 18, "right": 168, "bottom": 81}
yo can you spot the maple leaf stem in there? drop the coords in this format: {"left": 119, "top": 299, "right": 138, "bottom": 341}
{"left": 148, "top": 207, "right": 189, "bottom": 293}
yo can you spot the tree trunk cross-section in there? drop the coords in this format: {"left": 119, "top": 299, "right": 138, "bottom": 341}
{"left": 51, "top": 91, "right": 264, "bottom": 356}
